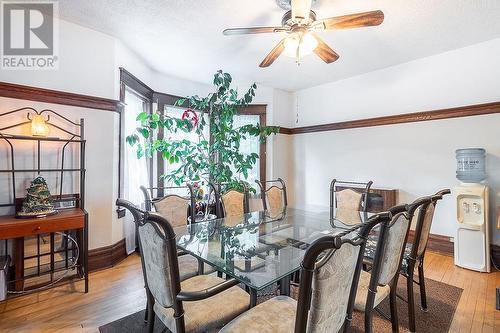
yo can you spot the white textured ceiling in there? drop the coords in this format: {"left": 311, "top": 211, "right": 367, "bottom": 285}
{"left": 59, "top": 0, "right": 500, "bottom": 91}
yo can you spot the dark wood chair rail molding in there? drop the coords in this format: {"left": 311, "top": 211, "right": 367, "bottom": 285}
{"left": 0, "top": 81, "right": 121, "bottom": 112}
{"left": 278, "top": 101, "right": 500, "bottom": 135}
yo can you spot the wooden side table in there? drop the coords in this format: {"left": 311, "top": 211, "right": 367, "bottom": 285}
{"left": 0, "top": 208, "right": 88, "bottom": 294}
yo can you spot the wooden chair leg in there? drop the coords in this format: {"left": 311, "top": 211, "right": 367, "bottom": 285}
{"left": 197, "top": 259, "right": 204, "bottom": 275}
{"left": 365, "top": 308, "right": 374, "bottom": 333}
{"left": 389, "top": 288, "right": 399, "bottom": 333}
{"left": 147, "top": 290, "right": 155, "bottom": 333}
{"left": 418, "top": 263, "right": 428, "bottom": 311}
{"left": 364, "top": 290, "right": 376, "bottom": 333}
{"left": 342, "top": 315, "right": 352, "bottom": 333}
{"left": 144, "top": 287, "right": 151, "bottom": 322}
{"left": 406, "top": 271, "right": 416, "bottom": 333}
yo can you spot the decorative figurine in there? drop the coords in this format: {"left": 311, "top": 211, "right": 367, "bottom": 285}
{"left": 16, "top": 176, "right": 57, "bottom": 218}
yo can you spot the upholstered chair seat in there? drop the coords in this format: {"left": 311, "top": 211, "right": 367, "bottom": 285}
{"left": 154, "top": 274, "right": 250, "bottom": 333}
{"left": 219, "top": 296, "right": 297, "bottom": 333}
{"left": 354, "top": 270, "right": 391, "bottom": 311}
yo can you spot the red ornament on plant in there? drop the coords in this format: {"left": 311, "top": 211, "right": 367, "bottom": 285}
{"left": 182, "top": 109, "right": 199, "bottom": 128}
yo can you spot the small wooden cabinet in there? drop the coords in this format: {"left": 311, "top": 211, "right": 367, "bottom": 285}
{"left": 336, "top": 185, "right": 398, "bottom": 212}
{"left": 367, "top": 188, "right": 398, "bottom": 212}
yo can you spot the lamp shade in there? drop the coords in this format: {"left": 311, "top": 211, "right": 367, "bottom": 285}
{"left": 283, "top": 32, "right": 318, "bottom": 58}
{"left": 31, "top": 114, "right": 49, "bottom": 136}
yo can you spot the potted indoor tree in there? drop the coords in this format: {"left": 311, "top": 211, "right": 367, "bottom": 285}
{"left": 126, "top": 70, "right": 279, "bottom": 215}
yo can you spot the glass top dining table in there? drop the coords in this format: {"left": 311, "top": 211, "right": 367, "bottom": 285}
{"left": 176, "top": 207, "right": 371, "bottom": 292}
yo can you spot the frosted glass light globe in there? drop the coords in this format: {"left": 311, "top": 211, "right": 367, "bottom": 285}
{"left": 283, "top": 33, "right": 318, "bottom": 58}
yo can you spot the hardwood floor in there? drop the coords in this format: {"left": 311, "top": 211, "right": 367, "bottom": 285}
{"left": 0, "top": 252, "right": 498, "bottom": 332}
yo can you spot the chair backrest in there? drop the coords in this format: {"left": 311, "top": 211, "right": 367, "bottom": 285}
{"left": 256, "top": 178, "right": 287, "bottom": 215}
{"left": 211, "top": 182, "right": 250, "bottom": 218}
{"left": 375, "top": 210, "right": 411, "bottom": 285}
{"left": 221, "top": 190, "right": 248, "bottom": 217}
{"left": 294, "top": 211, "right": 392, "bottom": 333}
{"left": 330, "top": 179, "right": 373, "bottom": 220}
{"left": 410, "top": 189, "right": 451, "bottom": 259}
{"left": 140, "top": 185, "right": 196, "bottom": 227}
{"left": 116, "top": 199, "right": 182, "bottom": 310}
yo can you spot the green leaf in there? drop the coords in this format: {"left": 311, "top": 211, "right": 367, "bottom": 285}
{"left": 136, "top": 146, "right": 144, "bottom": 159}
{"left": 126, "top": 134, "right": 139, "bottom": 146}
{"left": 139, "top": 128, "right": 149, "bottom": 139}
{"left": 136, "top": 112, "right": 149, "bottom": 122}
{"left": 175, "top": 98, "right": 187, "bottom": 107}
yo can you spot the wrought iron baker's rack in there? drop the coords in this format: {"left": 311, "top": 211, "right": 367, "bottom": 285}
{"left": 0, "top": 107, "right": 87, "bottom": 294}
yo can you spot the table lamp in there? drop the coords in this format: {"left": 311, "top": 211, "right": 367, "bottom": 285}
{"left": 31, "top": 114, "right": 49, "bottom": 137}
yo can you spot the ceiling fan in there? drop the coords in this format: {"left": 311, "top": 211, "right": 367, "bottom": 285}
{"left": 222, "top": 0, "right": 384, "bottom": 67}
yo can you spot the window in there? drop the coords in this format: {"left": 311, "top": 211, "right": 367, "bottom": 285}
{"left": 162, "top": 105, "right": 209, "bottom": 183}
{"left": 232, "top": 114, "right": 261, "bottom": 184}
{"left": 119, "top": 68, "right": 267, "bottom": 201}
{"left": 159, "top": 107, "right": 265, "bottom": 187}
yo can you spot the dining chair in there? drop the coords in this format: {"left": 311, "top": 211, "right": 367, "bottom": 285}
{"left": 140, "top": 185, "right": 216, "bottom": 322}
{"left": 211, "top": 182, "right": 250, "bottom": 218}
{"left": 256, "top": 178, "right": 287, "bottom": 216}
{"left": 218, "top": 211, "right": 392, "bottom": 333}
{"left": 330, "top": 179, "right": 373, "bottom": 221}
{"left": 399, "top": 188, "right": 451, "bottom": 332}
{"left": 116, "top": 199, "right": 250, "bottom": 333}
{"left": 352, "top": 204, "right": 411, "bottom": 333}
{"left": 141, "top": 185, "right": 196, "bottom": 226}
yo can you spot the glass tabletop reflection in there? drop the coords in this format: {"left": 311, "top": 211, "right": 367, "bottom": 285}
{"left": 175, "top": 207, "right": 369, "bottom": 291}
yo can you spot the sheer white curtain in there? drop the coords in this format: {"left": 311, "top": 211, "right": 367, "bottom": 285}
{"left": 123, "top": 89, "right": 150, "bottom": 254}
{"left": 232, "top": 114, "right": 260, "bottom": 184}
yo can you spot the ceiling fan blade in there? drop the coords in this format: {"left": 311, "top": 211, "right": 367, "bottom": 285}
{"left": 311, "top": 33, "right": 339, "bottom": 63}
{"left": 315, "top": 10, "right": 384, "bottom": 30}
{"left": 291, "top": 0, "right": 312, "bottom": 20}
{"left": 223, "top": 26, "right": 288, "bottom": 35}
{"left": 259, "top": 39, "right": 286, "bottom": 68}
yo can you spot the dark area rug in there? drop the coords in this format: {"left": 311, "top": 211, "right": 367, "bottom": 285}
{"left": 99, "top": 277, "right": 462, "bottom": 333}
{"left": 349, "top": 277, "right": 462, "bottom": 333}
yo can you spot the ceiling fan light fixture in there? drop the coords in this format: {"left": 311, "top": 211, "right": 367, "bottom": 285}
{"left": 283, "top": 32, "right": 318, "bottom": 58}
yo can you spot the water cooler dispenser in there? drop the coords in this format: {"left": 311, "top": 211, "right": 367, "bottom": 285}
{"left": 454, "top": 148, "right": 490, "bottom": 272}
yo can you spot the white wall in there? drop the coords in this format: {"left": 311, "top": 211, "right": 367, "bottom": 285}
{"left": 292, "top": 38, "right": 500, "bottom": 245}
